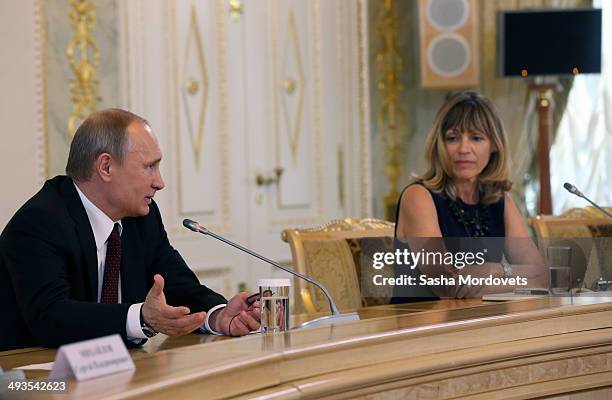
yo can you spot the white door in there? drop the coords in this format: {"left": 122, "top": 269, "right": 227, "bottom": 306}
{"left": 117, "top": 0, "right": 372, "bottom": 296}
{"left": 243, "top": 0, "right": 373, "bottom": 288}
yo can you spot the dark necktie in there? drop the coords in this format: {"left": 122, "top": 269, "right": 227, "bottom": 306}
{"left": 100, "top": 223, "right": 121, "bottom": 304}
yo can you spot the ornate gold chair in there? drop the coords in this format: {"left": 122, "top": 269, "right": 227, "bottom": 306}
{"left": 281, "top": 218, "right": 395, "bottom": 315}
{"left": 529, "top": 206, "right": 612, "bottom": 288}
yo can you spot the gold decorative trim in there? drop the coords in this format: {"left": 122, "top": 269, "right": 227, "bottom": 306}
{"left": 560, "top": 206, "right": 612, "bottom": 219}
{"left": 357, "top": 0, "right": 371, "bottom": 218}
{"left": 363, "top": 351, "right": 612, "bottom": 399}
{"left": 376, "top": 0, "right": 407, "bottom": 221}
{"left": 280, "top": 10, "right": 305, "bottom": 164}
{"left": 281, "top": 218, "right": 394, "bottom": 241}
{"left": 336, "top": 1, "right": 361, "bottom": 215}
{"left": 283, "top": 78, "right": 296, "bottom": 94}
{"left": 172, "top": 0, "right": 182, "bottom": 225}
{"left": 335, "top": 0, "right": 346, "bottom": 212}
{"left": 172, "top": 0, "right": 230, "bottom": 233}
{"left": 270, "top": 0, "right": 324, "bottom": 225}
{"left": 338, "top": 145, "right": 345, "bottom": 210}
{"left": 272, "top": 0, "right": 280, "bottom": 187}
{"left": 181, "top": 4, "right": 209, "bottom": 169}
{"left": 184, "top": 77, "right": 200, "bottom": 95}
{"left": 66, "top": 0, "right": 99, "bottom": 139}
{"left": 312, "top": 0, "right": 324, "bottom": 220}
{"left": 228, "top": 0, "right": 243, "bottom": 22}
{"left": 271, "top": 2, "right": 314, "bottom": 215}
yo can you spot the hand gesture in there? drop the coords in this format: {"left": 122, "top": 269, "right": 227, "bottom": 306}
{"left": 141, "top": 274, "right": 206, "bottom": 336}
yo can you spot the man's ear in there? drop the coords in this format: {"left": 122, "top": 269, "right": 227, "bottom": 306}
{"left": 96, "top": 153, "right": 113, "bottom": 182}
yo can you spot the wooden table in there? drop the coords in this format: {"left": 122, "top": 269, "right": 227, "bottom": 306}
{"left": 2, "top": 297, "right": 612, "bottom": 399}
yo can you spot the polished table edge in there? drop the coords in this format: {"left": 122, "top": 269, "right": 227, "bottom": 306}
{"left": 2, "top": 297, "right": 612, "bottom": 399}
{"left": 0, "top": 297, "right": 605, "bottom": 366}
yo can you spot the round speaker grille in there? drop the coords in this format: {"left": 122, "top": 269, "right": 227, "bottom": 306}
{"left": 427, "top": 34, "right": 470, "bottom": 77}
{"left": 426, "top": 0, "right": 469, "bottom": 32}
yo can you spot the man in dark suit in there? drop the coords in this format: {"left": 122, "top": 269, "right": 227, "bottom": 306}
{"left": 0, "top": 109, "right": 260, "bottom": 351}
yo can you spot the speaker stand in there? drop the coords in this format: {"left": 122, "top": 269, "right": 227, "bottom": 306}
{"left": 528, "top": 82, "right": 558, "bottom": 215}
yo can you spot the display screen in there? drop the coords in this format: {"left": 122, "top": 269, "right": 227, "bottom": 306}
{"left": 498, "top": 9, "right": 602, "bottom": 77}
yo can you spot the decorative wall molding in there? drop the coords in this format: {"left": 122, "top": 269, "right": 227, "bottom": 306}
{"left": 181, "top": 5, "right": 209, "bottom": 170}
{"left": 358, "top": 0, "right": 373, "bottom": 218}
{"left": 0, "top": 0, "right": 49, "bottom": 226}
{"left": 42, "top": 0, "right": 120, "bottom": 178}
{"left": 171, "top": 0, "right": 231, "bottom": 232}
{"left": 269, "top": 0, "right": 322, "bottom": 225}
{"left": 66, "top": 0, "right": 99, "bottom": 139}
{"left": 375, "top": 0, "right": 407, "bottom": 221}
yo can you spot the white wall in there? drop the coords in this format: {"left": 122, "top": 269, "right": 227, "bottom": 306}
{"left": 0, "top": 0, "right": 372, "bottom": 297}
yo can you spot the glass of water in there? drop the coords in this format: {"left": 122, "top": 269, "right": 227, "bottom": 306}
{"left": 547, "top": 246, "right": 572, "bottom": 296}
{"left": 258, "top": 279, "right": 291, "bottom": 333}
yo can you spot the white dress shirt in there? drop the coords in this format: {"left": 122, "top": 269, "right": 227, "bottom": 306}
{"left": 73, "top": 183, "right": 225, "bottom": 339}
{"left": 73, "top": 183, "right": 146, "bottom": 340}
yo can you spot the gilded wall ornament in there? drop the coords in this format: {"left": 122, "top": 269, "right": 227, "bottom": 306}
{"left": 66, "top": 0, "right": 99, "bottom": 138}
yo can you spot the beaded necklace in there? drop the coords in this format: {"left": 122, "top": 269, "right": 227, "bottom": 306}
{"left": 448, "top": 198, "right": 489, "bottom": 237}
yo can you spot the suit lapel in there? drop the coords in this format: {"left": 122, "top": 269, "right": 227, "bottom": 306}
{"left": 120, "top": 219, "right": 146, "bottom": 303}
{"left": 60, "top": 177, "right": 99, "bottom": 301}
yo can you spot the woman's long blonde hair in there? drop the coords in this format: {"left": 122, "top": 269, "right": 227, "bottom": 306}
{"left": 419, "top": 91, "right": 512, "bottom": 204}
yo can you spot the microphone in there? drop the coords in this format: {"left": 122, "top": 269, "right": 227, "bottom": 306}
{"left": 563, "top": 182, "right": 611, "bottom": 218}
{"left": 563, "top": 182, "right": 583, "bottom": 197}
{"left": 182, "top": 219, "right": 359, "bottom": 329}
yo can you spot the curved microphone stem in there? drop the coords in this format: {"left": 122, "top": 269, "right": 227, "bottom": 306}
{"left": 582, "top": 197, "right": 612, "bottom": 218}
{"left": 205, "top": 228, "right": 341, "bottom": 315}
{"left": 183, "top": 219, "right": 344, "bottom": 316}
{"left": 564, "top": 182, "right": 612, "bottom": 218}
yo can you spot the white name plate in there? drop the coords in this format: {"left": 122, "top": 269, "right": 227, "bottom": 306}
{"left": 49, "top": 334, "right": 135, "bottom": 381}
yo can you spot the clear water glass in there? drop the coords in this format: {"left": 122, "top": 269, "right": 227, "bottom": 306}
{"left": 547, "top": 246, "right": 572, "bottom": 296}
{"left": 258, "top": 278, "right": 291, "bottom": 333}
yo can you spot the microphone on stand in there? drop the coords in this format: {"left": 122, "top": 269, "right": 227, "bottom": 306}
{"left": 563, "top": 182, "right": 611, "bottom": 218}
{"left": 182, "top": 219, "right": 360, "bottom": 329}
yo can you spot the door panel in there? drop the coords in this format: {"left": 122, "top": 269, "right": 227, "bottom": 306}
{"left": 117, "top": 0, "right": 371, "bottom": 295}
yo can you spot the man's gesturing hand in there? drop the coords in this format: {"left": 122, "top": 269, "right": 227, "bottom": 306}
{"left": 141, "top": 274, "right": 206, "bottom": 336}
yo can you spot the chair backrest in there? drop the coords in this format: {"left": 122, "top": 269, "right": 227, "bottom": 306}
{"left": 281, "top": 218, "right": 395, "bottom": 315}
{"left": 529, "top": 206, "right": 612, "bottom": 289}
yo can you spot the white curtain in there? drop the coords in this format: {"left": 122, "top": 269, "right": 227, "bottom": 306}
{"left": 550, "top": 0, "right": 612, "bottom": 213}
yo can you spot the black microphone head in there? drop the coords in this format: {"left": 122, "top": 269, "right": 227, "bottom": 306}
{"left": 182, "top": 219, "right": 200, "bottom": 232}
{"left": 563, "top": 182, "right": 583, "bottom": 197}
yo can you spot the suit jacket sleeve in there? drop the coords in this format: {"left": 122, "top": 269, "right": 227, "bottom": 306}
{"left": 146, "top": 201, "right": 227, "bottom": 313}
{"left": 1, "top": 208, "right": 131, "bottom": 348}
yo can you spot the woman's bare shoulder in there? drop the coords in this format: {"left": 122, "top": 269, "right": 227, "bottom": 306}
{"left": 398, "top": 184, "right": 440, "bottom": 237}
{"left": 401, "top": 183, "right": 434, "bottom": 205}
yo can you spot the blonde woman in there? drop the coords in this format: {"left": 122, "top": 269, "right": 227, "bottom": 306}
{"left": 394, "top": 91, "right": 546, "bottom": 300}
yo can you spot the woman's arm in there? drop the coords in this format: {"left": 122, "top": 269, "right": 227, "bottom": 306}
{"left": 448, "top": 193, "right": 548, "bottom": 298}
{"left": 502, "top": 192, "right": 548, "bottom": 288}
{"left": 397, "top": 184, "right": 443, "bottom": 239}
{"left": 396, "top": 188, "right": 547, "bottom": 298}
{"left": 396, "top": 185, "right": 461, "bottom": 297}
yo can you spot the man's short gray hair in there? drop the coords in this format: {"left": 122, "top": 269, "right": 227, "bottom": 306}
{"left": 65, "top": 108, "right": 147, "bottom": 181}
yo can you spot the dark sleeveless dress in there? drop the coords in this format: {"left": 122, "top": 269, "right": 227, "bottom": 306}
{"left": 391, "top": 183, "right": 506, "bottom": 302}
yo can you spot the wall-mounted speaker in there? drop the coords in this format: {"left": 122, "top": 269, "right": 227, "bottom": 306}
{"left": 418, "top": 0, "right": 479, "bottom": 89}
